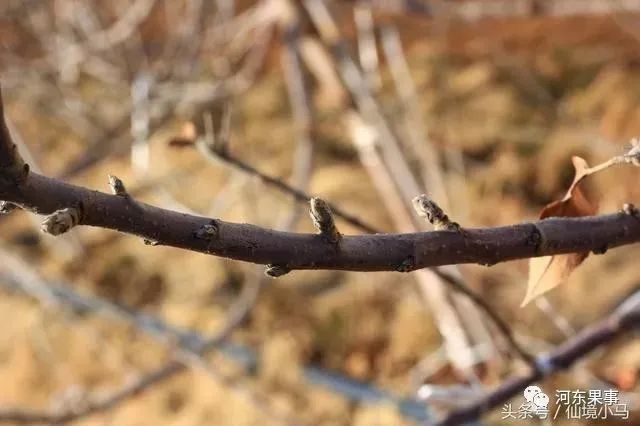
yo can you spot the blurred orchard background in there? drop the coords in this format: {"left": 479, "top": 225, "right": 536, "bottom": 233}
{"left": 0, "top": 0, "right": 640, "bottom": 425}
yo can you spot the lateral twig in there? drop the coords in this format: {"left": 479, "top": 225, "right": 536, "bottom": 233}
{"left": 438, "top": 294, "right": 640, "bottom": 425}
{"left": 193, "top": 137, "right": 379, "bottom": 233}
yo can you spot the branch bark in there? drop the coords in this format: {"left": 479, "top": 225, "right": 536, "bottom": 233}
{"left": 2, "top": 85, "right": 640, "bottom": 273}
{"left": 2, "top": 169, "right": 640, "bottom": 271}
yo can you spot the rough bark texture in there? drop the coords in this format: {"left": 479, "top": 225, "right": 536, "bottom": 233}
{"left": 1, "top": 84, "right": 640, "bottom": 273}
{"left": 1, "top": 170, "right": 640, "bottom": 271}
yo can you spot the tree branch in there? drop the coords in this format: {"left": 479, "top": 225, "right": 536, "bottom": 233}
{"left": 0, "top": 88, "right": 27, "bottom": 183}
{"left": 194, "top": 139, "right": 380, "bottom": 233}
{"left": 2, "top": 168, "right": 640, "bottom": 271}
{"left": 438, "top": 294, "right": 640, "bottom": 425}
{"left": 2, "top": 86, "right": 640, "bottom": 273}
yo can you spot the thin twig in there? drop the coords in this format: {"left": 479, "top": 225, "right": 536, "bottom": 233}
{"left": 438, "top": 295, "right": 640, "bottom": 425}
{"left": 380, "top": 24, "right": 450, "bottom": 209}
{"left": 194, "top": 138, "right": 380, "bottom": 233}
{"left": 435, "top": 269, "right": 535, "bottom": 364}
{"left": 2, "top": 86, "right": 638, "bottom": 367}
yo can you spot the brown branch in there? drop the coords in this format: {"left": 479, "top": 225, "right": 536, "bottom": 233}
{"left": 198, "top": 113, "right": 533, "bottom": 360}
{"left": 2, "top": 169, "right": 640, "bottom": 271}
{"left": 438, "top": 295, "right": 640, "bottom": 425}
{"left": 0, "top": 88, "right": 27, "bottom": 184}
{"left": 434, "top": 269, "right": 535, "bottom": 364}
{"left": 195, "top": 140, "right": 380, "bottom": 234}
{"left": 189, "top": 94, "right": 532, "bottom": 361}
{"left": 0, "top": 84, "right": 633, "bottom": 372}
{"left": 1, "top": 84, "right": 639, "bottom": 274}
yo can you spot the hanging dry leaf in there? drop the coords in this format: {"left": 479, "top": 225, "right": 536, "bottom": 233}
{"left": 521, "top": 156, "right": 598, "bottom": 307}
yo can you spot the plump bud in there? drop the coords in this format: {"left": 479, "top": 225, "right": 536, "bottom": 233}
{"left": 412, "top": 195, "right": 460, "bottom": 232}
{"left": 309, "top": 197, "right": 340, "bottom": 243}
{"left": 108, "top": 174, "right": 128, "bottom": 196}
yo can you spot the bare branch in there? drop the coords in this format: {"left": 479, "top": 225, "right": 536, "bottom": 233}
{"left": 193, "top": 138, "right": 380, "bottom": 233}
{"left": 0, "top": 87, "right": 28, "bottom": 184}
{"left": 438, "top": 295, "right": 640, "bottom": 425}
{"left": 1, "top": 89, "right": 639, "bottom": 272}
{"left": 3, "top": 167, "right": 640, "bottom": 271}
{"left": 309, "top": 197, "right": 341, "bottom": 243}
{"left": 194, "top": 103, "right": 533, "bottom": 362}
{"left": 435, "top": 269, "right": 535, "bottom": 365}
{"left": 0, "top": 82, "right": 634, "bottom": 378}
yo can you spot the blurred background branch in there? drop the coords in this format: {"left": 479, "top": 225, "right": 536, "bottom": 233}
{"left": 1, "top": 1, "right": 640, "bottom": 425}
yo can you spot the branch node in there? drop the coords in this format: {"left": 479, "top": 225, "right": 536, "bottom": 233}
{"left": 194, "top": 221, "right": 219, "bottom": 240}
{"left": 309, "top": 197, "right": 341, "bottom": 243}
{"left": 41, "top": 207, "right": 81, "bottom": 236}
{"left": 265, "top": 264, "right": 291, "bottom": 278}
{"left": 527, "top": 225, "right": 542, "bottom": 246}
{"left": 108, "top": 174, "right": 128, "bottom": 197}
{"left": 412, "top": 195, "right": 461, "bottom": 232}
{"left": 529, "top": 224, "right": 547, "bottom": 255}
{"left": 396, "top": 255, "right": 416, "bottom": 272}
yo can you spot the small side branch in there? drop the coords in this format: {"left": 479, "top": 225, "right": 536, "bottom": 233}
{"left": 435, "top": 269, "right": 535, "bottom": 365}
{"left": 193, "top": 138, "right": 379, "bottom": 233}
{"left": 438, "top": 296, "right": 640, "bottom": 425}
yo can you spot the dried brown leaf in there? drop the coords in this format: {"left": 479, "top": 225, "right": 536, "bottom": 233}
{"left": 522, "top": 156, "right": 598, "bottom": 307}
